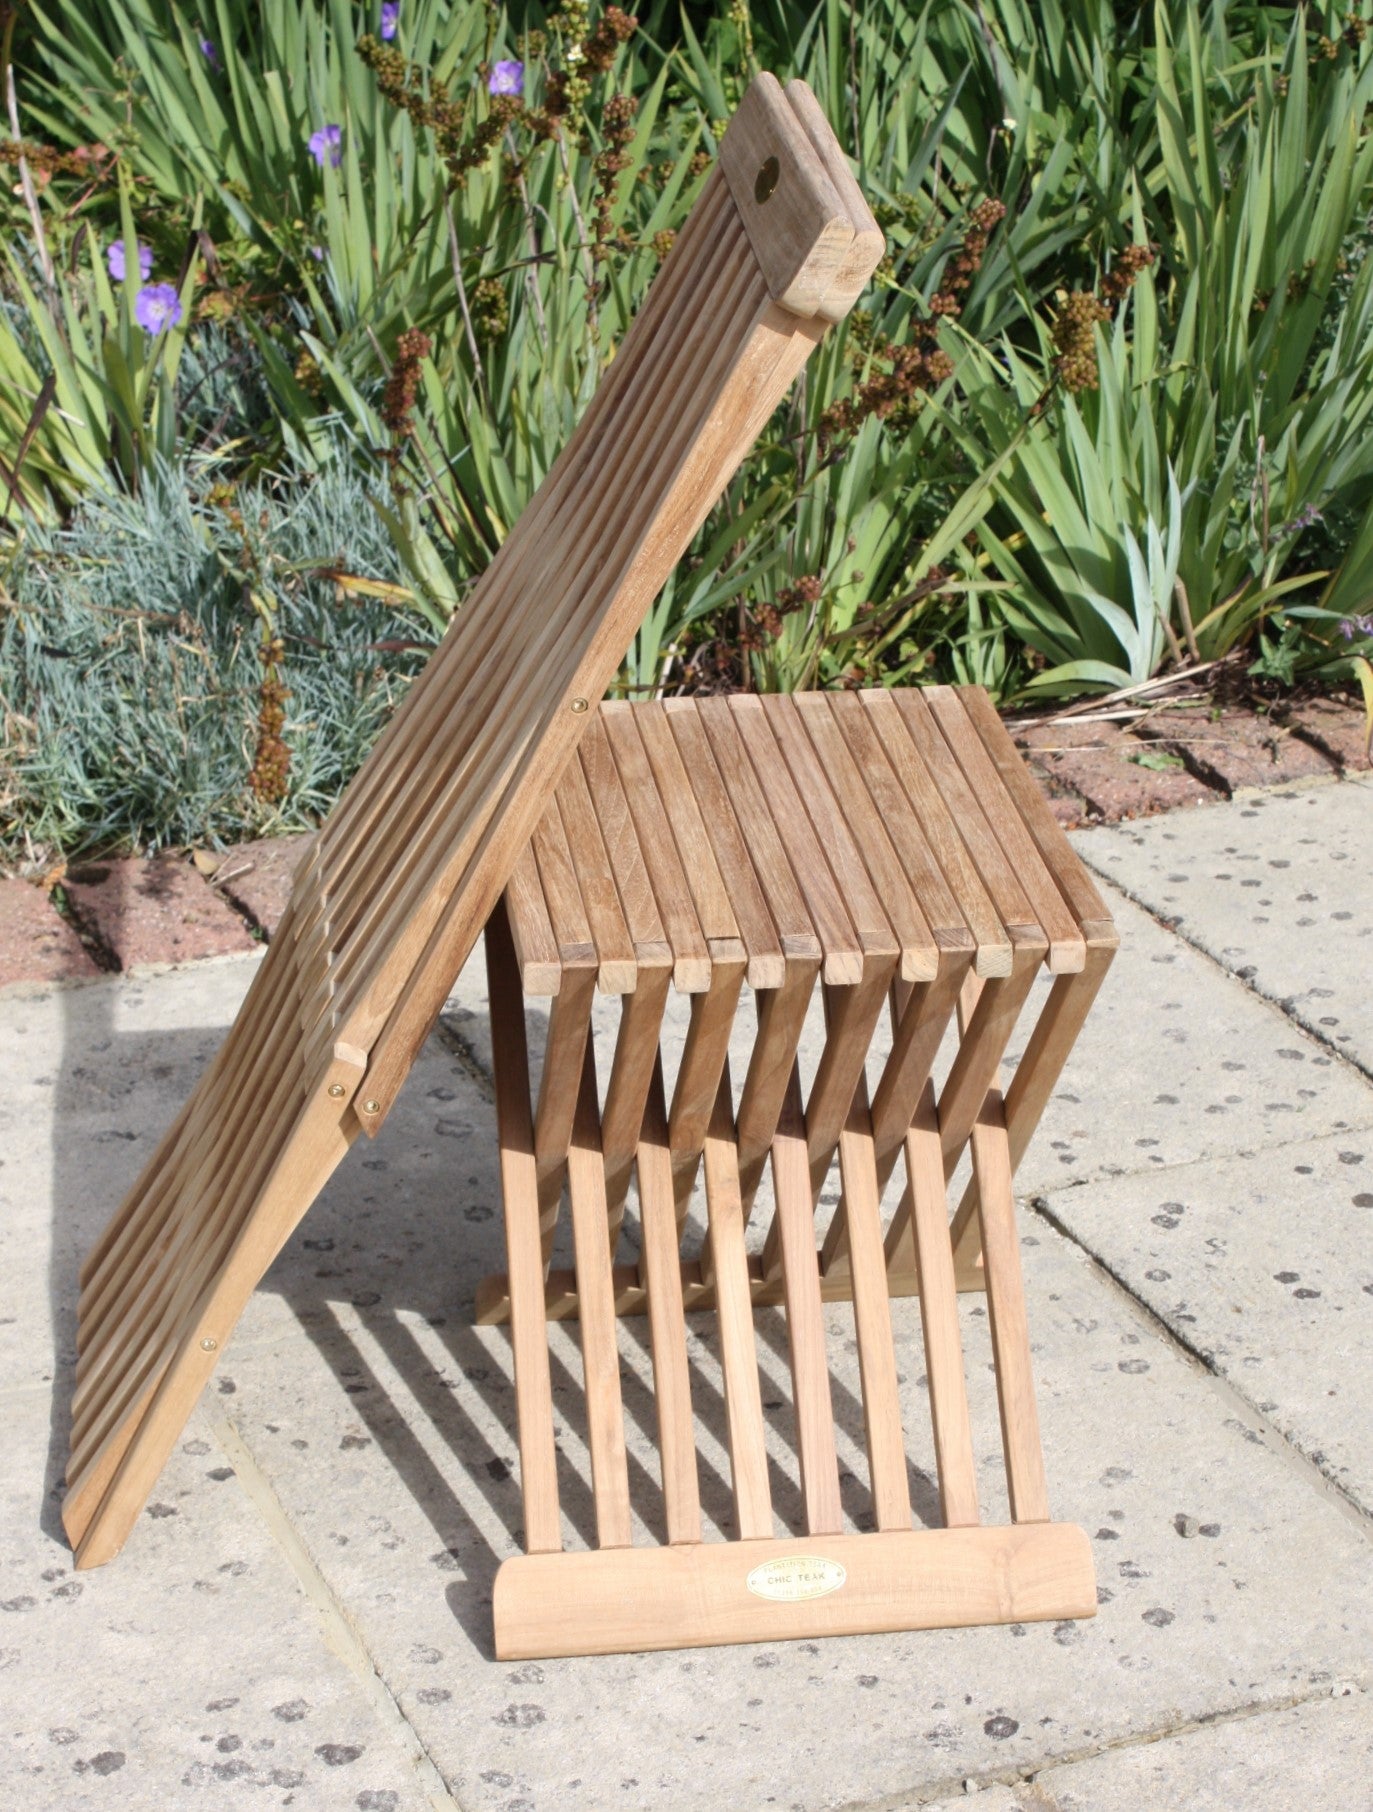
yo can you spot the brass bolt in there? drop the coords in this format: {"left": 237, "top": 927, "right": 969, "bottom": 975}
{"left": 327, "top": 1082, "right": 345, "bottom": 1098}
{"left": 362, "top": 1098, "right": 381, "bottom": 1115}
{"left": 570, "top": 697, "right": 589, "bottom": 714}
{"left": 755, "top": 155, "right": 779, "bottom": 204}
{"left": 200, "top": 1336, "right": 218, "bottom": 1352}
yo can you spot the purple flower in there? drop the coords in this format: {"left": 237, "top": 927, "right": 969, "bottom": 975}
{"left": 309, "top": 123, "right": 343, "bottom": 168}
{"left": 107, "top": 239, "right": 153, "bottom": 284}
{"left": 134, "top": 282, "right": 182, "bottom": 335}
{"left": 309, "top": 245, "right": 324, "bottom": 262}
{"left": 488, "top": 59, "right": 523, "bottom": 96}
{"left": 199, "top": 35, "right": 220, "bottom": 69}
{"left": 1338, "top": 613, "right": 1373, "bottom": 641}
{"left": 380, "top": 2, "right": 399, "bottom": 41}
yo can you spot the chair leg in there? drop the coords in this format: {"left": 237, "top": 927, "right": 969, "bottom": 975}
{"left": 973, "top": 1089, "right": 1049, "bottom": 1523}
{"left": 486, "top": 904, "right": 562, "bottom": 1554}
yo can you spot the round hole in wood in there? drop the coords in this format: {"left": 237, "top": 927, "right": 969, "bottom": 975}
{"left": 754, "top": 155, "right": 779, "bottom": 204}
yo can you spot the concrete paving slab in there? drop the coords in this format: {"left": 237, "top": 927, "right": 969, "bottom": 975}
{"left": 1004, "top": 887, "right": 1373, "bottom": 1196}
{"left": 1039, "top": 1128, "right": 1373, "bottom": 1514}
{"left": 211, "top": 1221, "right": 1373, "bottom": 1812}
{"left": 0, "top": 1386, "right": 435, "bottom": 1812}
{"left": 1073, "top": 778, "right": 1373, "bottom": 1076}
{"left": 0, "top": 959, "right": 261, "bottom": 1394}
{"left": 1034, "top": 1689, "right": 1373, "bottom": 1809}
{"left": 0, "top": 954, "right": 512, "bottom": 1398}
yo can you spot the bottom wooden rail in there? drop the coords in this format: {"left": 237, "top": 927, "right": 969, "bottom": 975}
{"left": 493, "top": 1523, "right": 1096, "bottom": 1659}
{"left": 473, "top": 1253, "right": 988, "bottom": 1324}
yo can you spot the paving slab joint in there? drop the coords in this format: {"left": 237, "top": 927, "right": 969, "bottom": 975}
{"left": 1074, "top": 851, "right": 1373, "bottom": 1089}
{"left": 1027, "top": 1196, "right": 1373, "bottom": 1542}
{"left": 839, "top": 1682, "right": 1368, "bottom": 1809}
{"left": 204, "top": 1410, "right": 467, "bottom": 1812}
{"left": 434, "top": 1012, "right": 496, "bottom": 1100}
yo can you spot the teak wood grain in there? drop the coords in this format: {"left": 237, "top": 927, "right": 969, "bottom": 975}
{"left": 66, "top": 72, "right": 882, "bottom": 1566}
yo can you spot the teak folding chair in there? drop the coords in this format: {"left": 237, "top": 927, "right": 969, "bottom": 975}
{"left": 480, "top": 690, "right": 1115, "bottom": 1658}
{"left": 66, "top": 75, "right": 1117, "bottom": 1664}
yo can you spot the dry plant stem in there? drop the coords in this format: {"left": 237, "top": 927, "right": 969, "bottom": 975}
{"left": 1174, "top": 577, "right": 1201, "bottom": 662}
{"left": 555, "top": 130, "right": 600, "bottom": 337}
{"left": 513, "top": 162, "right": 550, "bottom": 344}
{"left": 7, "top": 67, "right": 56, "bottom": 300}
{"left": 446, "top": 198, "right": 492, "bottom": 417}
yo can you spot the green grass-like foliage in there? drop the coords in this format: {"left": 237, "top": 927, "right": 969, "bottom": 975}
{"left": 1, "top": 459, "right": 424, "bottom": 858}
{"left": 3, "top": 0, "right": 1373, "bottom": 860}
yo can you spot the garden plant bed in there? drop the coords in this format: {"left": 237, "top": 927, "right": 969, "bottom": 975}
{"left": 1, "top": 692, "right": 1365, "bottom": 992}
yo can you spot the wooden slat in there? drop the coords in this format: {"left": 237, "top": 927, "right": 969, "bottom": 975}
{"left": 578, "top": 713, "right": 673, "bottom": 974}
{"left": 849, "top": 692, "right": 1010, "bottom": 979}
{"left": 811, "top": 692, "right": 970, "bottom": 978}
{"left": 762, "top": 967, "right": 894, "bottom": 1283}
{"left": 668, "top": 959, "right": 747, "bottom": 1221}
{"left": 923, "top": 686, "right": 1085, "bottom": 973}
{"left": 935, "top": 956, "right": 1039, "bottom": 1180}
{"left": 727, "top": 694, "right": 866, "bottom": 985}
{"left": 735, "top": 959, "right": 820, "bottom": 1215}
{"left": 565, "top": 1043, "right": 633, "bottom": 1548}
{"left": 486, "top": 903, "right": 561, "bottom": 1553}
{"left": 770, "top": 1070, "right": 842, "bottom": 1536}
{"left": 950, "top": 946, "right": 1114, "bottom": 1269}
{"left": 757, "top": 694, "right": 913, "bottom": 973}
{"left": 890, "top": 1081, "right": 980, "bottom": 1529}
{"left": 636, "top": 1062, "right": 703, "bottom": 1545}
{"left": 836, "top": 1079, "right": 911, "bottom": 1532}
{"left": 532, "top": 970, "right": 597, "bottom": 1248}
{"left": 530, "top": 800, "right": 596, "bottom": 973}
{"left": 971, "top": 1088, "right": 1050, "bottom": 1523}
{"left": 555, "top": 761, "right": 638, "bottom": 993}
{"left": 503, "top": 843, "right": 562, "bottom": 997}
{"left": 493, "top": 1522, "right": 1095, "bottom": 1658}
{"left": 701, "top": 1067, "right": 773, "bottom": 1540}
{"left": 599, "top": 967, "right": 672, "bottom": 1243}
{"left": 821, "top": 956, "right": 968, "bottom": 1276}
{"left": 954, "top": 686, "right": 1117, "bottom": 945}
{"left": 692, "top": 695, "right": 822, "bottom": 969}
{"left": 887, "top": 681, "right": 1050, "bottom": 963}
{"left": 600, "top": 703, "right": 713, "bottom": 993}
{"left": 661, "top": 699, "right": 785, "bottom": 989}
{"left": 629, "top": 701, "right": 744, "bottom": 965}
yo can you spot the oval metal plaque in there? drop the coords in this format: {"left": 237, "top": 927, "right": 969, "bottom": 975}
{"left": 746, "top": 1555, "right": 846, "bottom": 1603}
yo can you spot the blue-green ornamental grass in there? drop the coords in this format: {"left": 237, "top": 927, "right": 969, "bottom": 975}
{"left": 3, "top": 0, "right": 1373, "bottom": 863}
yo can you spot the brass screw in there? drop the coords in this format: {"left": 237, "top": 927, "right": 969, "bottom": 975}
{"left": 755, "top": 155, "right": 779, "bottom": 204}
{"left": 327, "top": 1082, "right": 345, "bottom": 1098}
{"left": 200, "top": 1336, "right": 218, "bottom": 1352}
{"left": 362, "top": 1098, "right": 381, "bottom": 1115}
{"left": 570, "top": 697, "right": 589, "bottom": 714}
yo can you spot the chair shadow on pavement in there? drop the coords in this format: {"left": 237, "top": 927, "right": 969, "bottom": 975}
{"left": 50, "top": 972, "right": 947, "bottom": 1658}
{"left": 47, "top": 978, "right": 228, "bottom": 1549}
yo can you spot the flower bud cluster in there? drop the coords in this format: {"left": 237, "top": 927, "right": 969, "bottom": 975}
{"left": 381, "top": 328, "right": 432, "bottom": 461}
{"left": 1052, "top": 241, "right": 1154, "bottom": 391}
{"left": 251, "top": 641, "right": 291, "bottom": 804}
